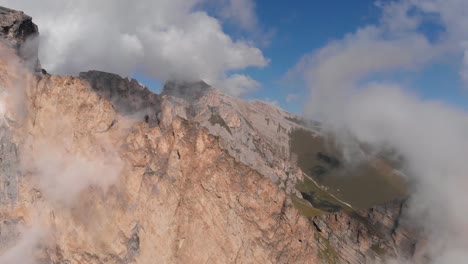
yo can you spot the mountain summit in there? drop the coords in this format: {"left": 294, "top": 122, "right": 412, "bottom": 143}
{"left": 0, "top": 6, "right": 424, "bottom": 264}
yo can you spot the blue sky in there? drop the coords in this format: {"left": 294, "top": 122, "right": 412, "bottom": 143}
{"left": 132, "top": 0, "right": 468, "bottom": 114}
{"left": 240, "top": 0, "right": 381, "bottom": 112}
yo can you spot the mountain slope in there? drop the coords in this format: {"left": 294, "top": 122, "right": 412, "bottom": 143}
{"left": 0, "top": 7, "right": 424, "bottom": 264}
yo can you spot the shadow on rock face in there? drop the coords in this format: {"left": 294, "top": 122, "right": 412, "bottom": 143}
{"left": 161, "top": 80, "right": 212, "bottom": 103}
{"left": 0, "top": 125, "right": 20, "bottom": 207}
{"left": 79, "top": 70, "right": 162, "bottom": 126}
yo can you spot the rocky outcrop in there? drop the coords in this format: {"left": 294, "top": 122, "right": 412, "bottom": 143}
{"left": 0, "top": 6, "right": 40, "bottom": 71}
{"left": 79, "top": 70, "right": 162, "bottom": 125}
{"left": 162, "top": 80, "right": 213, "bottom": 102}
{"left": 79, "top": 73, "right": 311, "bottom": 194}
{"left": 310, "top": 200, "right": 421, "bottom": 263}
{"left": 158, "top": 80, "right": 311, "bottom": 194}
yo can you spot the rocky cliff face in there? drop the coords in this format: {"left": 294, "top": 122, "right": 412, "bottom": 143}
{"left": 0, "top": 7, "right": 423, "bottom": 264}
{"left": 0, "top": 7, "right": 40, "bottom": 71}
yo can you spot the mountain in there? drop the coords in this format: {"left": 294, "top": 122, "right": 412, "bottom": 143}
{"left": 0, "top": 7, "right": 425, "bottom": 264}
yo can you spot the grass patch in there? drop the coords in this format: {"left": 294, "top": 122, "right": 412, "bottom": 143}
{"left": 143, "top": 167, "right": 157, "bottom": 176}
{"left": 315, "top": 232, "right": 340, "bottom": 264}
{"left": 296, "top": 175, "right": 351, "bottom": 212}
{"left": 291, "top": 195, "right": 327, "bottom": 217}
{"left": 289, "top": 128, "right": 407, "bottom": 210}
{"left": 370, "top": 243, "right": 388, "bottom": 257}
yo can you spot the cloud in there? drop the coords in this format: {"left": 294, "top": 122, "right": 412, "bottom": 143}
{"left": 0, "top": 0, "right": 269, "bottom": 96}
{"left": 218, "top": 0, "right": 259, "bottom": 32}
{"left": 0, "top": 46, "right": 124, "bottom": 207}
{"left": 207, "top": 0, "right": 274, "bottom": 47}
{"left": 291, "top": 0, "right": 468, "bottom": 262}
{"left": 285, "top": 93, "right": 298, "bottom": 103}
{"left": 296, "top": 27, "right": 438, "bottom": 127}
{"left": 0, "top": 225, "right": 45, "bottom": 264}
{"left": 22, "top": 138, "right": 123, "bottom": 206}
{"left": 345, "top": 83, "right": 468, "bottom": 263}
{"left": 217, "top": 73, "right": 260, "bottom": 97}
{"left": 0, "top": 44, "right": 124, "bottom": 263}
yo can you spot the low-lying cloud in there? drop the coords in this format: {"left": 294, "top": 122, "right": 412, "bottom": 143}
{"left": 0, "top": 0, "right": 269, "bottom": 97}
{"left": 292, "top": 0, "right": 468, "bottom": 263}
{"left": 0, "top": 224, "right": 45, "bottom": 264}
{"left": 22, "top": 138, "right": 123, "bottom": 206}
{"left": 0, "top": 44, "right": 124, "bottom": 263}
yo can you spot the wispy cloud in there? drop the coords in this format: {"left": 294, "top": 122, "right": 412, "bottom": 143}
{"left": 218, "top": 0, "right": 259, "bottom": 32}
{"left": 291, "top": 0, "right": 468, "bottom": 262}
{"left": 285, "top": 93, "right": 298, "bottom": 103}
{"left": 0, "top": 44, "right": 124, "bottom": 263}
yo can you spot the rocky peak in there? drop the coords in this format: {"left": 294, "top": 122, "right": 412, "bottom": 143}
{"left": 79, "top": 70, "right": 162, "bottom": 125}
{"left": 0, "top": 6, "right": 40, "bottom": 71}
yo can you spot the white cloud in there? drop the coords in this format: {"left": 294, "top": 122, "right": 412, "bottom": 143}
{"left": 285, "top": 93, "right": 298, "bottom": 103}
{"left": 22, "top": 139, "right": 123, "bottom": 206}
{"left": 341, "top": 82, "right": 468, "bottom": 263}
{"left": 218, "top": 0, "right": 259, "bottom": 32}
{"left": 217, "top": 73, "right": 260, "bottom": 97}
{"left": 291, "top": 0, "right": 468, "bottom": 262}
{"left": 0, "top": 225, "right": 45, "bottom": 264}
{"left": 410, "top": 0, "right": 468, "bottom": 88}
{"left": 297, "top": 26, "right": 437, "bottom": 124}
{"left": 0, "top": 0, "right": 268, "bottom": 96}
